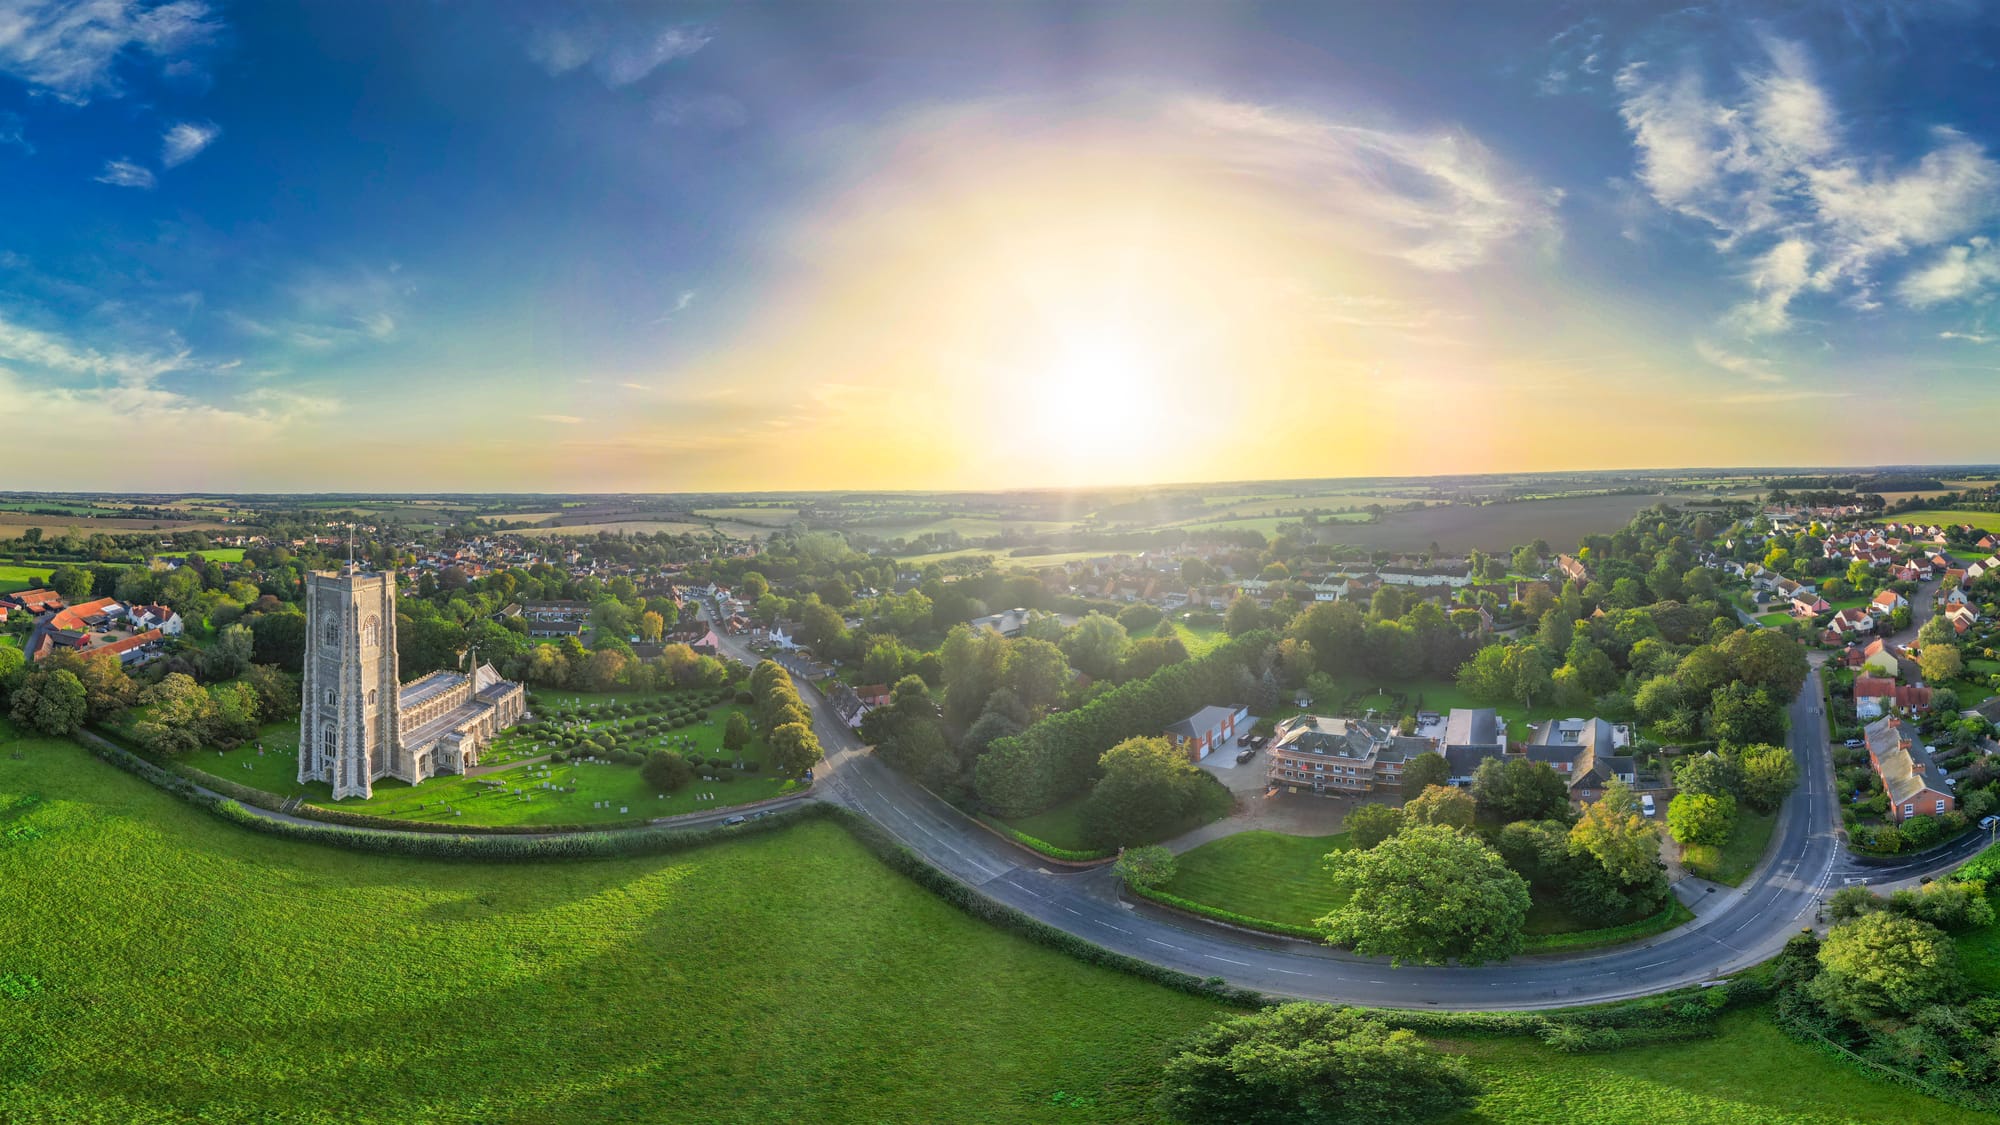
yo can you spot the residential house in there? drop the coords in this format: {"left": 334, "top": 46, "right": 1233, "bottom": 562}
{"left": 1864, "top": 716, "right": 1954, "bottom": 823}
{"left": 1165, "top": 704, "right": 1251, "bottom": 762}
{"left": 1826, "top": 607, "right": 1873, "bottom": 635}
{"left": 856, "top": 683, "right": 892, "bottom": 708}
{"left": 1437, "top": 708, "right": 1508, "bottom": 785}
{"left": 1520, "top": 717, "right": 1640, "bottom": 803}
{"left": 1853, "top": 676, "right": 1932, "bottom": 720}
{"left": 968, "top": 607, "right": 1034, "bottom": 638}
{"left": 124, "top": 604, "right": 183, "bottom": 636}
{"left": 0, "top": 588, "right": 62, "bottom": 614}
{"left": 824, "top": 681, "right": 869, "bottom": 729}
{"left": 1944, "top": 602, "right": 1980, "bottom": 634}
{"left": 1555, "top": 555, "right": 1590, "bottom": 585}
{"left": 1860, "top": 638, "right": 1905, "bottom": 679}
{"left": 1869, "top": 589, "right": 1908, "bottom": 617}
{"left": 1792, "top": 594, "right": 1833, "bottom": 619}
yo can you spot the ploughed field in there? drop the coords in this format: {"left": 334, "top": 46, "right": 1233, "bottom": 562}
{"left": 1, "top": 726, "right": 1988, "bottom": 1124}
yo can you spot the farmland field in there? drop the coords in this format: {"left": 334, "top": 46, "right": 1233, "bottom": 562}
{"left": 1, "top": 727, "right": 1985, "bottom": 1123}
{"left": 1308, "top": 494, "right": 1681, "bottom": 554}
{"left": 1893, "top": 509, "right": 2000, "bottom": 533}
{"left": 0, "top": 563, "right": 51, "bottom": 593}
{"left": 158, "top": 547, "right": 246, "bottom": 562}
{"left": 693, "top": 506, "right": 803, "bottom": 524}
{"left": 515, "top": 520, "right": 717, "bottom": 536}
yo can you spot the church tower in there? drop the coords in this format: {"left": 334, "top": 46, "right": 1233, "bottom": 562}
{"left": 298, "top": 562, "right": 401, "bottom": 799}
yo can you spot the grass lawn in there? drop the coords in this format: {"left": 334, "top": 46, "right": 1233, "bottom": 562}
{"left": 1957, "top": 904, "right": 2000, "bottom": 992}
{"left": 1, "top": 727, "right": 1987, "bottom": 1123}
{"left": 1158, "top": 830, "right": 1354, "bottom": 926}
{"left": 1173, "top": 620, "right": 1229, "bottom": 658}
{"left": 0, "top": 729, "right": 1227, "bottom": 1124}
{"left": 0, "top": 563, "right": 50, "bottom": 594}
{"left": 157, "top": 547, "right": 247, "bottom": 562}
{"left": 1681, "top": 808, "right": 1778, "bottom": 886}
{"left": 1756, "top": 612, "right": 1795, "bottom": 628}
{"left": 1346, "top": 679, "right": 1572, "bottom": 733}
{"left": 1438, "top": 1008, "right": 1995, "bottom": 1124}
{"left": 999, "top": 780, "right": 1234, "bottom": 853}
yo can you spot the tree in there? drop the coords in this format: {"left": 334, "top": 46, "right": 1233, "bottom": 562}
{"left": 10, "top": 668, "right": 88, "bottom": 736}
{"left": 1159, "top": 1004, "right": 1481, "bottom": 1125}
{"left": 1081, "top": 736, "right": 1207, "bottom": 848}
{"left": 1568, "top": 779, "right": 1661, "bottom": 886}
{"left": 132, "top": 672, "right": 217, "bottom": 756}
{"left": 637, "top": 610, "right": 665, "bottom": 643}
{"left": 1808, "top": 912, "right": 1963, "bottom": 1021}
{"left": 1061, "top": 613, "right": 1131, "bottom": 681}
{"left": 1224, "top": 595, "right": 1264, "bottom": 638}
{"left": 1707, "top": 682, "right": 1783, "bottom": 748}
{"left": 1673, "top": 752, "right": 1742, "bottom": 800}
{"left": 767, "top": 721, "right": 823, "bottom": 779}
{"left": 1319, "top": 825, "right": 1530, "bottom": 966}
{"left": 737, "top": 572, "right": 769, "bottom": 604}
{"left": 1003, "top": 637, "right": 1070, "bottom": 713}
{"left": 1918, "top": 643, "right": 1964, "bottom": 684}
{"left": 581, "top": 648, "right": 630, "bottom": 693}
{"left": 1402, "top": 785, "right": 1476, "bottom": 832}
{"left": 1666, "top": 792, "right": 1735, "bottom": 847}
{"left": 722, "top": 710, "right": 751, "bottom": 751}
{"left": 1345, "top": 802, "right": 1405, "bottom": 849}
{"left": 1400, "top": 751, "right": 1449, "bottom": 793}
{"left": 1471, "top": 757, "right": 1570, "bottom": 822}
{"left": 1737, "top": 743, "right": 1798, "bottom": 813}
{"left": 1113, "top": 845, "right": 1177, "bottom": 889}
{"left": 46, "top": 564, "right": 92, "bottom": 602}
{"left": 641, "top": 750, "right": 694, "bottom": 793}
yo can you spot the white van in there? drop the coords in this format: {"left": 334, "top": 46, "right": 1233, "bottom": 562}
{"left": 1641, "top": 794, "right": 1657, "bottom": 818}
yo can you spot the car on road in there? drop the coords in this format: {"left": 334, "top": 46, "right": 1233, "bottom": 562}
{"left": 1981, "top": 816, "right": 1999, "bottom": 831}
{"left": 722, "top": 815, "right": 747, "bottom": 826}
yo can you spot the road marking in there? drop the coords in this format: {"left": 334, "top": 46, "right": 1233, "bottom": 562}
{"left": 1095, "top": 921, "right": 1131, "bottom": 934}
{"left": 1205, "top": 955, "right": 1251, "bottom": 966}
{"left": 1063, "top": 906, "right": 1083, "bottom": 917}
{"left": 1147, "top": 938, "right": 1185, "bottom": 951}
{"left": 1269, "top": 967, "right": 1308, "bottom": 976}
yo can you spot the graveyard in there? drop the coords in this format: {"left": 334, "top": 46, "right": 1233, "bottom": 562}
{"left": 176, "top": 688, "right": 803, "bottom": 826}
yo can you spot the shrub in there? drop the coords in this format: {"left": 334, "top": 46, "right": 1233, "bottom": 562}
{"left": 1112, "top": 845, "right": 1177, "bottom": 888}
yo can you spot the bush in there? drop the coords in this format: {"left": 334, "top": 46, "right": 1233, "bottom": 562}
{"left": 1112, "top": 845, "right": 1177, "bottom": 889}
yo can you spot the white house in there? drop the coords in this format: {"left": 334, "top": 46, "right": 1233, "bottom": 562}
{"left": 1869, "top": 589, "right": 1908, "bottom": 617}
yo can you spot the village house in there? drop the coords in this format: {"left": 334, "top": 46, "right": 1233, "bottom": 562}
{"left": 1164, "top": 704, "right": 1251, "bottom": 762}
{"left": 1520, "top": 717, "right": 1641, "bottom": 803}
{"left": 1265, "top": 714, "right": 1434, "bottom": 795}
{"left": 1869, "top": 589, "right": 1908, "bottom": 617}
{"left": 1853, "top": 676, "right": 1932, "bottom": 720}
{"left": 1864, "top": 716, "right": 1955, "bottom": 823}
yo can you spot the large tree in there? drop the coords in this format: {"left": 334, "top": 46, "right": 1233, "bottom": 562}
{"left": 1808, "top": 912, "right": 1963, "bottom": 1021}
{"left": 1918, "top": 643, "right": 1964, "bottom": 685}
{"left": 1080, "top": 736, "right": 1207, "bottom": 848}
{"left": 1061, "top": 613, "right": 1131, "bottom": 681}
{"left": 1344, "top": 802, "right": 1405, "bottom": 849}
{"left": 1319, "top": 824, "right": 1530, "bottom": 966}
{"left": 9, "top": 668, "right": 88, "bottom": 736}
{"left": 1401, "top": 785, "right": 1476, "bottom": 832}
{"left": 1400, "top": 751, "right": 1449, "bottom": 793}
{"left": 1666, "top": 792, "right": 1735, "bottom": 847}
{"left": 1568, "top": 779, "right": 1662, "bottom": 886}
{"left": 1159, "top": 1004, "right": 1481, "bottom": 1125}
{"left": 1471, "top": 757, "right": 1570, "bottom": 822}
{"left": 1737, "top": 743, "right": 1799, "bottom": 813}
{"left": 767, "top": 721, "right": 823, "bottom": 779}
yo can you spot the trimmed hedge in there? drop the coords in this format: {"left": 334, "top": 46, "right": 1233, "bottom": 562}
{"left": 1952, "top": 841, "right": 2000, "bottom": 884}
{"left": 1373, "top": 974, "right": 1774, "bottom": 1051}
{"left": 1518, "top": 901, "right": 1693, "bottom": 954}
{"left": 974, "top": 815, "right": 1114, "bottom": 863}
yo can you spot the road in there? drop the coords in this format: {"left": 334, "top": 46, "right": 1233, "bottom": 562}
{"left": 697, "top": 598, "right": 1956, "bottom": 1008}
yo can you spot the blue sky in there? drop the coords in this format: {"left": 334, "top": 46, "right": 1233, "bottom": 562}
{"left": 3, "top": 1, "right": 2000, "bottom": 491}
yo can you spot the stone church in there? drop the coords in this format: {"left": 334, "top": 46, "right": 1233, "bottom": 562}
{"left": 298, "top": 563, "right": 527, "bottom": 800}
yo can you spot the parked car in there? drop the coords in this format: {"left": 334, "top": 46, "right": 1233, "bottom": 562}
{"left": 1236, "top": 734, "right": 1252, "bottom": 747}
{"left": 723, "top": 815, "right": 747, "bottom": 826}
{"left": 1843, "top": 739, "right": 1862, "bottom": 747}
{"left": 1641, "top": 794, "right": 1657, "bottom": 818}
{"left": 1235, "top": 749, "right": 1256, "bottom": 764}
{"left": 1981, "top": 816, "right": 1999, "bottom": 831}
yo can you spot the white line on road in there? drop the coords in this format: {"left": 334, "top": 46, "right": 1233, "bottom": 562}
{"left": 1205, "top": 955, "right": 1251, "bottom": 966}
{"left": 1269, "top": 968, "right": 1308, "bottom": 976}
{"left": 1147, "top": 938, "right": 1186, "bottom": 951}
{"left": 1095, "top": 921, "right": 1131, "bottom": 934}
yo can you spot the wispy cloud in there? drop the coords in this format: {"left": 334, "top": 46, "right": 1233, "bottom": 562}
{"left": 1940, "top": 330, "right": 1997, "bottom": 345}
{"left": 525, "top": 16, "right": 710, "bottom": 87}
{"left": 1616, "top": 37, "right": 2000, "bottom": 330}
{"left": 160, "top": 120, "right": 219, "bottom": 167}
{"left": 0, "top": 0, "right": 218, "bottom": 104}
{"left": 0, "top": 111, "right": 28, "bottom": 153}
{"left": 93, "top": 158, "right": 155, "bottom": 189}
{"left": 1900, "top": 237, "right": 2000, "bottom": 308}
{"left": 1171, "top": 96, "right": 1558, "bottom": 271}
{"left": 653, "top": 93, "right": 747, "bottom": 130}
{"left": 1695, "top": 338, "right": 1785, "bottom": 383}
{"left": 0, "top": 309, "right": 184, "bottom": 382}
{"left": 536, "top": 413, "right": 585, "bottom": 425}
{"left": 1537, "top": 20, "right": 1605, "bottom": 97}
{"left": 1717, "top": 388, "right": 1851, "bottom": 404}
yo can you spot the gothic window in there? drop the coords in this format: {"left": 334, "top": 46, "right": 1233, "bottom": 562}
{"left": 321, "top": 727, "right": 335, "bottom": 762}
{"left": 324, "top": 617, "right": 339, "bottom": 646}
{"left": 324, "top": 688, "right": 336, "bottom": 707}
{"left": 362, "top": 615, "right": 381, "bottom": 648}
{"left": 367, "top": 688, "right": 378, "bottom": 711}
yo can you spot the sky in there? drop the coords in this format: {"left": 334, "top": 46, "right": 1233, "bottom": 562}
{"left": 3, "top": 1, "right": 2000, "bottom": 493}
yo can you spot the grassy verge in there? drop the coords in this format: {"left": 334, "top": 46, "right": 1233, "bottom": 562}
{"left": 1519, "top": 901, "right": 1695, "bottom": 954}
{"left": 1157, "top": 830, "right": 1353, "bottom": 926}
{"left": 1681, "top": 808, "right": 1778, "bottom": 886}
{"left": 991, "top": 780, "right": 1233, "bottom": 855}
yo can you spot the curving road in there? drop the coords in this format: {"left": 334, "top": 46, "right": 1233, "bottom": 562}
{"left": 705, "top": 598, "right": 1986, "bottom": 1009}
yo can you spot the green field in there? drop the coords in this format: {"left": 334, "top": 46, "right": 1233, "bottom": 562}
{"left": 0, "top": 563, "right": 50, "bottom": 594}
{"left": 1895, "top": 510, "right": 2000, "bottom": 534}
{"left": 1681, "top": 808, "right": 1778, "bottom": 886}
{"left": 158, "top": 547, "right": 246, "bottom": 562}
{"left": 1158, "top": 830, "right": 1353, "bottom": 926}
{"left": 2, "top": 726, "right": 1987, "bottom": 1123}
{"left": 998, "top": 781, "right": 1233, "bottom": 852}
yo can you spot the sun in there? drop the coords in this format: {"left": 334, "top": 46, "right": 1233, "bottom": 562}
{"left": 1021, "top": 331, "right": 1168, "bottom": 481}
